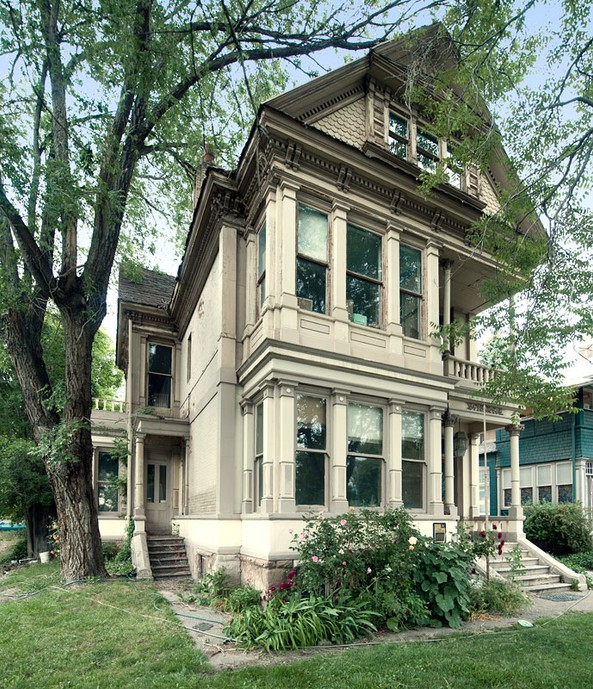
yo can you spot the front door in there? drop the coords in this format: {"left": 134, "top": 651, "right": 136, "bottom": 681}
{"left": 145, "top": 459, "right": 172, "bottom": 533}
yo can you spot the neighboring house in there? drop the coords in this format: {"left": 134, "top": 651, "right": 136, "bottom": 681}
{"left": 92, "top": 27, "right": 543, "bottom": 586}
{"left": 486, "top": 381, "right": 593, "bottom": 516}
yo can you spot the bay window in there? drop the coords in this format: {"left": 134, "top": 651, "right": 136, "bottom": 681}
{"left": 402, "top": 410, "right": 425, "bottom": 509}
{"left": 297, "top": 204, "right": 328, "bottom": 313}
{"left": 347, "top": 403, "right": 383, "bottom": 507}
{"left": 296, "top": 394, "right": 327, "bottom": 505}
{"left": 346, "top": 224, "right": 382, "bottom": 327}
{"left": 400, "top": 244, "right": 422, "bottom": 339}
{"left": 147, "top": 343, "right": 172, "bottom": 407}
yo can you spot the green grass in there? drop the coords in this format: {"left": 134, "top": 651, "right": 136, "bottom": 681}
{"left": 2, "top": 564, "right": 593, "bottom": 688}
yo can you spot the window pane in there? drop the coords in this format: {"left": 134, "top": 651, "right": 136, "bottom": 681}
{"left": 348, "top": 403, "right": 383, "bottom": 455}
{"left": 159, "top": 464, "right": 167, "bottom": 502}
{"left": 98, "top": 453, "right": 118, "bottom": 482}
{"left": 389, "top": 113, "right": 408, "bottom": 158}
{"left": 503, "top": 488, "right": 511, "bottom": 507}
{"left": 298, "top": 204, "right": 328, "bottom": 262}
{"left": 417, "top": 128, "right": 439, "bottom": 171}
{"left": 98, "top": 482, "right": 119, "bottom": 513}
{"left": 347, "top": 225, "right": 382, "bottom": 280}
{"left": 521, "top": 487, "right": 533, "bottom": 505}
{"left": 558, "top": 485, "right": 573, "bottom": 503}
{"left": 297, "top": 258, "right": 326, "bottom": 313}
{"left": 296, "top": 395, "right": 326, "bottom": 450}
{"left": 258, "top": 223, "right": 266, "bottom": 279}
{"left": 147, "top": 464, "right": 155, "bottom": 503}
{"left": 400, "top": 245, "right": 422, "bottom": 292}
{"left": 256, "top": 403, "right": 264, "bottom": 456}
{"left": 347, "top": 456, "right": 382, "bottom": 507}
{"left": 446, "top": 145, "right": 462, "bottom": 188}
{"left": 347, "top": 276, "right": 380, "bottom": 327}
{"left": 148, "top": 344, "right": 172, "bottom": 374}
{"left": 538, "top": 486, "right": 552, "bottom": 503}
{"left": 402, "top": 411, "right": 424, "bottom": 460}
{"left": 295, "top": 451, "right": 325, "bottom": 505}
{"left": 255, "top": 457, "right": 263, "bottom": 506}
{"left": 401, "top": 293, "right": 420, "bottom": 339}
{"left": 402, "top": 460, "right": 423, "bottom": 509}
{"left": 148, "top": 373, "right": 171, "bottom": 407}
{"left": 259, "top": 277, "right": 266, "bottom": 308}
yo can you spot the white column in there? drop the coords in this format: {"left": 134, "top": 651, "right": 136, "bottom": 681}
{"left": 427, "top": 407, "right": 444, "bottom": 515}
{"left": 134, "top": 434, "right": 146, "bottom": 531}
{"left": 388, "top": 400, "right": 403, "bottom": 507}
{"left": 330, "top": 202, "right": 349, "bottom": 322}
{"left": 443, "top": 411, "right": 457, "bottom": 516}
{"left": 278, "top": 381, "right": 297, "bottom": 513}
{"left": 469, "top": 433, "right": 480, "bottom": 517}
{"left": 441, "top": 259, "right": 453, "bottom": 352}
{"left": 244, "top": 227, "right": 257, "bottom": 334}
{"left": 331, "top": 390, "right": 349, "bottom": 513}
{"left": 241, "top": 401, "right": 254, "bottom": 514}
{"left": 425, "top": 240, "right": 442, "bottom": 346}
{"left": 183, "top": 439, "right": 190, "bottom": 515}
{"left": 278, "top": 180, "right": 299, "bottom": 308}
{"left": 260, "top": 383, "right": 276, "bottom": 513}
{"left": 507, "top": 423, "right": 524, "bottom": 520}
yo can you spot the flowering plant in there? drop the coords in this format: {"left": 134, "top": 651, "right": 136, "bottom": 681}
{"left": 48, "top": 519, "right": 60, "bottom": 558}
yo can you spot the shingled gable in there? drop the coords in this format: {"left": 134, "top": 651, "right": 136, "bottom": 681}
{"left": 118, "top": 265, "right": 176, "bottom": 310}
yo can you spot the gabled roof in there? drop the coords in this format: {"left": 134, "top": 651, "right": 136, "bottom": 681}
{"left": 118, "top": 265, "right": 176, "bottom": 310}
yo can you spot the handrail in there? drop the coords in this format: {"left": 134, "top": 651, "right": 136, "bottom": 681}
{"left": 443, "top": 353, "right": 497, "bottom": 384}
{"left": 92, "top": 398, "right": 126, "bottom": 412}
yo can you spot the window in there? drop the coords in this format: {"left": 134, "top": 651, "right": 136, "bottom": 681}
{"left": 147, "top": 343, "right": 172, "bottom": 407}
{"left": 400, "top": 244, "right": 422, "bottom": 339}
{"left": 296, "top": 395, "right": 327, "bottom": 505}
{"left": 257, "top": 223, "right": 266, "bottom": 313}
{"left": 416, "top": 127, "right": 439, "bottom": 172}
{"left": 98, "top": 451, "right": 120, "bottom": 513}
{"left": 347, "top": 403, "right": 383, "bottom": 507}
{"left": 297, "top": 204, "right": 328, "bottom": 313}
{"left": 402, "top": 411, "right": 425, "bottom": 509}
{"left": 346, "top": 224, "right": 382, "bottom": 327}
{"left": 255, "top": 402, "right": 264, "bottom": 507}
{"left": 389, "top": 112, "right": 408, "bottom": 158}
{"left": 446, "top": 144, "right": 463, "bottom": 189}
{"left": 557, "top": 462, "right": 573, "bottom": 503}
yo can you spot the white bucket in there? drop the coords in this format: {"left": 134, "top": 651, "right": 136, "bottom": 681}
{"left": 39, "top": 551, "right": 50, "bottom": 564}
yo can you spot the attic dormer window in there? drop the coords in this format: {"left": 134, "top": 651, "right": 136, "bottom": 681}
{"left": 388, "top": 112, "right": 408, "bottom": 158}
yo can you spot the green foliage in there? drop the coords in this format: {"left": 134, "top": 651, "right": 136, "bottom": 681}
{"left": 524, "top": 502, "right": 593, "bottom": 555}
{"left": 184, "top": 567, "right": 232, "bottom": 608}
{"left": 0, "top": 438, "right": 52, "bottom": 522}
{"left": 557, "top": 551, "right": 593, "bottom": 572}
{"left": 224, "top": 585, "right": 262, "bottom": 614}
{"left": 7, "top": 537, "right": 28, "bottom": 562}
{"left": 468, "top": 577, "right": 529, "bottom": 616}
{"left": 106, "top": 519, "right": 135, "bottom": 576}
{"left": 225, "top": 593, "right": 378, "bottom": 651}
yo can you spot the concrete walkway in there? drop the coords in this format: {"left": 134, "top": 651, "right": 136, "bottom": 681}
{"left": 156, "top": 583, "right": 593, "bottom": 672}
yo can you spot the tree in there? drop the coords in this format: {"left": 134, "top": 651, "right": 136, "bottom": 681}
{"left": 0, "top": 318, "right": 122, "bottom": 556}
{"left": 0, "top": 0, "right": 441, "bottom": 581}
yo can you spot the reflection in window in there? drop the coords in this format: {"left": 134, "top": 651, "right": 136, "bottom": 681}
{"left": 255, "top": 402, "right": 264, "bottom": 507}
{"left": 159, "top": 465, "right": 167, "bottom": 502}
{"left": 346, "top": 225, "right": 382, "bottom": 327}
{"left": 389, "top": 112, "right": 408, "bottom": 158}
{"left": 416, "top": 127, "right": 439, "bottom": 171}
{"left": 98, "top": 451, "right": 119, "bottom": 513}
{"left": 558, "top": 485, "right": 573, "bottom": 503}
{"left": 296, "top": 395, "right": 326, "bottom": 505}
{"left": 538, "top": 486, "right": 552, "bottom": 503}
{"left": 257, "top": 223, "right": 266, "bottom": 313}
{"left": 402, "top": 411, "right": 424, "bottom": 509}
{"left": 148, "top": 343, "right": 172, "bottom": 407}
{"left": 147, "top": 464, "right": 155, "bottom": 503}
{"left": 347, "top": 403, "right": 383, "bottom": 507}
{"left": 297, "top": 204, "right": 328, "bottom": 313}
{"left": 400, "top": 244, "right": 422, "bottom": 339}
{"left": 520, "top": 487, "right": 533, "bottom": 505}
{"left": 446, "top": 145, "right": 463, "bottom": 189}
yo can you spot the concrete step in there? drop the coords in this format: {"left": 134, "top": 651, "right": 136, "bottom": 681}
{"left": 519, "top": 573, "right": 562, "bottom": 587}
{"left": 523, "top": 581, "right": 573, "bottom": 594}
{"left": 153, "top": 569, "right": 192, "bottom": 579}
{"left": 490, "top": 557, "right": 539, "bottom": 570}
{"left": 147, "top": 536, "right": 191, "bottom": 579}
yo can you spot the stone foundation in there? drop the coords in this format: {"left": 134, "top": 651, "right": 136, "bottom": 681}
{"left": 240, "top": 554, "right": 296, "bottom": 591}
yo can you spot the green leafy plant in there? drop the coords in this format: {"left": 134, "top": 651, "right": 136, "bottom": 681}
{"left": 184, "top": 567, "right": 232, "bottom": 608}
{"left": 105, "top": 519, "right": 135, "bottom": 576}
{"left": 524, "top": 503, "right": 593, "bottom": 555}
{"left": 224, "top": 585, "right": 262, "bottom": 613}
{"left": 8, "top": 537, "right": 28, "bottom": 562}
{"left": 505, "top": 544, "right": 526, "bottom": 581}
{"left": 469, "top": 578, "right": 529, "bottom": 616}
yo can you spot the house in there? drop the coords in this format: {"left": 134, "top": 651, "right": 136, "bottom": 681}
{"left": 485, "top": 378, "right": 593, "bottom": 516}
{"left": 92, "top": 27, "right": 543, "bottom": 586}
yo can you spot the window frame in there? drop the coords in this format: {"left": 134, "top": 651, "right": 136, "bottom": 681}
{"left": 388, "top": 111, "right": 409, "bottom": 159}
{"left": 346, "top": 401, "right": 385, "bottom": 508}
{"left": 399, "top": 243, "right": 423, "bottom": 339}
{"left": 97, "top": 449, "right": 121, "bottom": 515}
{"left": 415, "top": 126, "right": 440, "bottom": 172}
{"left": 296, "top": 203, "right": 329, "bottom": 314}
{"left": 257, "top": 221, "right": 266, "bottom": 316}
{"left": 401, "top": 409, "right": 426, "bottom": 510}
{"left": 147, "top": 341, "right": 174, "bottom": 409}
{"left": 295, "top": 392, "right": 328, "bottom": 508}
{"left": 346, "top": 223, "right": 383, "bottom": 329}
{"left": 254, "top": 401, "right": 264, "bottom": 509}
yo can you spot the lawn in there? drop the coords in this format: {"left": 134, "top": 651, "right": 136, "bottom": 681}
{"left": 2, "top": 563, "right": 593, "bottom": 689}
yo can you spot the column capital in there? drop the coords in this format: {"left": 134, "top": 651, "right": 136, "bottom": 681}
{"left": 135, "top": 433, "right": 146, "bottom": 443}
{"left": 240, "top": 399, "right": 254, "bottom": 415}
{"left": 442, "top": 410, "right": 458, "bottom": 428}
{"left": 331, "top": 389, "right": 350, "bottom": 405}
{"left": 278, "top": 380, "right": 297, "bottom": 397}
{"left": 469, "top": 432, "right": 481, "bottom": 445}
{"left": 279, "top": 178, "right": 300, "bottom": 196}
{"left": 331, "top": 199, "right": 350, "bottom": 216}
{"left": 506, "top": 423, "right": 525, "bottom": 437}
{"left": 261, "top": 381, "right": 275, "bottom": 400}
{"left": 440, "top": 258, "right": 454, "bottom": 270}
{"left": 429, "top": 406, "right": 446, "bottom": 421}
{"left": 388, "top": 399, "right": 405, "bottom": 414}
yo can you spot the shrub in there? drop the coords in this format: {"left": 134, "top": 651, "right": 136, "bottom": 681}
{"left": 557, "top": 551, "right": 593, "bottom": 572}
{"left": 225, "top": 593, "right": 378, "bottom": 651}
{"left": 8, "top": 538, "right": 28, "bottom": 562}
{"left": 105, "top": 519, "right": 135, "bottom": 576}
{"left": 524, "top": 503, "right": 593, "bottom": 555}
{"left": 469, "top": 578, "right": 529, "bottom": 616}
{"left": 102, "top": 542, "right": 118, "bottom": 560}
{"left": 184, "top": 567, "right": 232, "bottom": 607}
{"left": 225, "top": 585, "right": 262, "bottom": 613}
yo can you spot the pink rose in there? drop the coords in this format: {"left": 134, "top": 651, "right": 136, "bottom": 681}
{"left": 312, "top": 555, "right": 319, "bottom": 563}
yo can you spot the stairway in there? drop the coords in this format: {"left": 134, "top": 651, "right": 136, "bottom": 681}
{"left": 146, "top": 535, "right": 192, "bottom": 579}
{"left": 489, "top": 542, "right": 573, "bottom": 594}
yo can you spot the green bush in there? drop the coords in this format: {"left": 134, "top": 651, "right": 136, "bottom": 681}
{"left": 102, "top": 542, "right": 118, "bottom": 560}
{"left": 524, "top": 503, "right": 593, "bottom": 555}
{"left": 105, "top": 520, "right": 135, "bottom": 576}
{"left": 184, "top": 567, "right": 232, "bottom": 607}
{"left": 225, "top": 593, "right": 378, "bottom": 651}
{"left": 469, "top": 578, "right": 529, "bottom": 616}
{"left": 224, "top": 584, "right": 262, "bottom": 613}
{"left": 9, "top": 538, "right": 28, "bottom": 562}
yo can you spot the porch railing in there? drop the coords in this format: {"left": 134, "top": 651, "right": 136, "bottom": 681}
{"left": 92, "top": 398, "right": 126, "bottom": 413}
{"left": 443, "top": 353, "right": 496, "bottom": 385}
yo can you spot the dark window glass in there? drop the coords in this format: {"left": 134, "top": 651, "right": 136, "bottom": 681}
{"left": 347, "top": 276, "right": 380, "bottom": 327}
{"left": 558, "top": 485, "right": 573, "bottom": 503}
{"left": 347, "top": 225, "right": 382, "bottom": 327}
{"left": 389, "top": 113, "right": 408, "bottom": 158}
{"left": 400, "top": 245, "right": 422, "bottom": 339}
{"left": 521, "top": 487, "right": 533, "bottom": 506}
{"left": 417, "top": 128, "right": 439, "bottom": 171}
{"left": 159, "top": 465, "right": 167, "bottom": 503}
{"left": 147, "top": 464, "right": 155, "bottom": 503}
{"left": 255, "top": 403, "right": 264, "bottom": 506}
{"left": 296, "top": 395, "right": 326, "bottom": 505}
{"left": 347, "top": 456, "right": 382, "bottom": 507}
{"left": 402, "top": 411, "right": 424, "bottom": 460}
{"left": 297, "top": 258, "right": 326, "bottom": 313}
{"left": 401, "top": 293, "right": 421, "bottom": 339}
{"left": 402, "top": 460, "right": 423, "bottom": 509}
{"left": 148, "top": 343, "right": 172, "bottom": 407}
{"left": 98, "top": 452, "right": 119, "bottom": 513}
{"left": 257, "top": 224, "right": 266, "bottom": 311}
{"left": 148, "top": 343, "right": 172, "bottom": 374}
{"left": 503, "top": 488, "right": 512, "bottom": 507}
{"left": 538, "top": 486, "right": 552, "bottom": 503}
{"left": 347, "top": 225, "right": 381, "bottom": 280}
